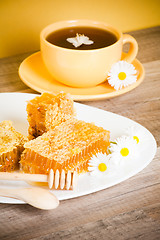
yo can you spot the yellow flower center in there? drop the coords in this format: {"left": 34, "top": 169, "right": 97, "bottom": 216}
{"left": 133, "top": 136, "right": 139, "bottom": 144}
{"left": 98, "top": 163, "right": 107, "bottom": 172}
{"left": 118, "top": 72, "right": 126, "bottom": 80}
{"left": 120, "top": 147, "right": 129, "bottom": 157}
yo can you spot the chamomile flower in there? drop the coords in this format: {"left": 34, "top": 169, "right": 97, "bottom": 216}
{"left": 109, "top": 136, "right": 137, "bottom": 165}
{"left": 125, "top": 126, "right": 146, "bottom": 146}
{"left": 88, "top": 152, "right": 114, "bottom": 177}
{"left": 67, "top": 33, "right": 94, "bottom": 48}
{"left": 107, "top": 61, "right": 137, "bottom": 90}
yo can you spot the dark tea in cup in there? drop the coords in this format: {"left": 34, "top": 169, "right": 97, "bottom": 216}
{"left": 46, "top": 26, "right": 118, "bottom": 50}
{"left": 41, "top": 20, "right": 138, "bottom": 87}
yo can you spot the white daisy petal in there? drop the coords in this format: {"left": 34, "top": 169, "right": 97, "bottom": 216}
{"left": 88, "top": 152, "right": 113, "bottom": 177}
{"left": 67, "top": 33, "right": 94, "bottom": 48}
{"left": 107, "top": 61, "right": 137, "bottom": 90}
{"left": 67, "top": 38, "right": 80, "bottom": 48}
{"left": 125, "top": 126, "right": 148, "bottom": 150}
{"left": 109, "top": 136, "right": 138, "bottom": 165}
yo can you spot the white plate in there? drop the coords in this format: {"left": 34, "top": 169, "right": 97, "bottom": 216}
{"left": 0, "top": 93, "right": 157, "bottom": 204}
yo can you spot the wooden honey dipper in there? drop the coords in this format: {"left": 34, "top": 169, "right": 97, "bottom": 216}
{"left": 0, "top": 169, "right": 78, "bottom": 190}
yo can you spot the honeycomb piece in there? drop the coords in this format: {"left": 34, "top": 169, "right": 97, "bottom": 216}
{"left": 26, "top": 92, "right": 75, "bottom": 139}
{"left": 0, "top": 120, "right": 27, "bottom": 172}
{"left": 20, "top": 119, "right": 110, "bottom": 174}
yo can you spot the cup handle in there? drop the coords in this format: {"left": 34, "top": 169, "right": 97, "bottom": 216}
{"left": 122, "top": 34, "right": 138, "bottom": 63}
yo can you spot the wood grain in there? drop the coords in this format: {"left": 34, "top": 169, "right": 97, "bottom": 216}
{"left": 0, "top": 26, "right": 160, "bottom": 240}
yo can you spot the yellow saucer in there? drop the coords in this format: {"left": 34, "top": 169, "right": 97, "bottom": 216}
{"left": 19, "top": 51, "right": 145, "bottom": 101}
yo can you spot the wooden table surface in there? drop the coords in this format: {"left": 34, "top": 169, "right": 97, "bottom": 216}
{"left": 0, "top": 26, "right": 160, "bottom": 240}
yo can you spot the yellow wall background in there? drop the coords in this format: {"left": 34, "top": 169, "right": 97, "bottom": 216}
{"left": 0, "top": 0, "right": 160, "bottom": 58}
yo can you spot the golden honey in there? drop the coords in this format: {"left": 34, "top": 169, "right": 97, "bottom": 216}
{"left": 27, "top": 92, "right": 75, "bottom": 139}
{"left": 0, "top": 120, "right": 27, "bottom": 172}
{"left": 20, "top": 119, "right": 110, "bottom": 174}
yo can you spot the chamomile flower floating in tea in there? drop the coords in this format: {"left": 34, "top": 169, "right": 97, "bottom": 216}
{"left": 67, "top": 33, "right": 94, "bottom": 48}
{"left": 109, "top": 136, "right": 137, "bottom": 165}
{"left": 107, "top": 61, "right": 137, "bottom": 90}
{"left": 88, "top": 153, "right": 113, "bottom": 177}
